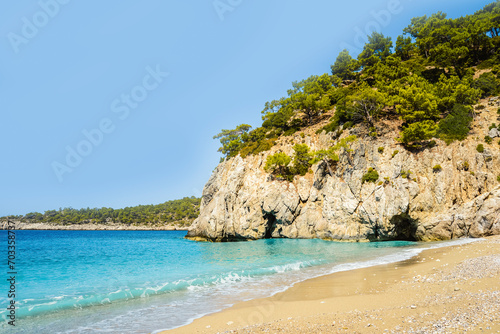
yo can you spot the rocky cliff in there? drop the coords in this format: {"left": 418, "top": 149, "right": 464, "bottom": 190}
{"left": 187, "top": 103, "right": 500, "bottom": 242}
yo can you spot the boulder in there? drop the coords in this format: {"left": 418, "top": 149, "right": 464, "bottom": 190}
{"left": 489, "top": 127, "right": 500, "bottom": 138}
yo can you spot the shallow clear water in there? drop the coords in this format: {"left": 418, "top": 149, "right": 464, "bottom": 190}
{"left": 0, "top": 230, "right": 475, "bottom": 333}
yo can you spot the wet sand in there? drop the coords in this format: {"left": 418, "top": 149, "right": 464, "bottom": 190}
{"left": 163, "top": 236, "right": 500, "bottom": 333}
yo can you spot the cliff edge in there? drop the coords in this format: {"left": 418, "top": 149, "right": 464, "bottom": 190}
{"left": 187, "top": 102, "right": 500, "bottom": 242}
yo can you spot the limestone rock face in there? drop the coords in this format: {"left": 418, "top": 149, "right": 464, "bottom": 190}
{"left": 489, "top": 127, "right": 500, "bottom": 138}
{"left": 187, "top": 133, "right": 500, "bottom": 242}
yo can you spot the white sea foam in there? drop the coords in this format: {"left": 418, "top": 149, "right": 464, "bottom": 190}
{"left": 6, "top": 234, "right": 481, "bottom": 334}
{"left": 269, "top": 261, "right": 310, "bottom": 273}
{"left": 28, "top": 301, "right": 57, "bottom": 312}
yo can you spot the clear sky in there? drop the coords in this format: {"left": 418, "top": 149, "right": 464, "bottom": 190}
{"left": 0, "top": 0, "right": 492, "bottom": 216}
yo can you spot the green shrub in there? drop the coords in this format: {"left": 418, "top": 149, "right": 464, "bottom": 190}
{"left": 378, "top": 147, "right": 384, "bottom": 153}
{"left": 470, "top": 171, "right": 475, "bottom": 176}
{"left": 317, "top": 116, "right": 340, "bottom": 134}
{"left": 462, "top": 161, "right": 470, "bottom": 171}
{"left": 492, "top": 64, "right": 500, "bottom": 75}
{"left": 473, "top": 72, "right": 500, "bottom": 98}
{"left": 497, "top": 175, "right": 500, "bottom": 182}
{"left": 428, "top": 140, "right": 437, "bottom": 148}
{"left": 475, "top": 104, "right": 486, "bottom": 110}
{"left": 292, "top": 144, "right": 312, "bottom": 176}
{"left": 489, "top": 123, "right": 497, "bottom": 131}
{"left": 362, "top": 168, "right": 379, "bottom": 183}
{"left": 476, "top": 144, "right": 485, "bottom": 153}
{"left": 438, "top": 104, "right": 473, "bottom": 144}
{"left": 377, "top": 181, "right": 384, "bottom": 186}
{"left": 240, "top": 138, "right": 277, "bottom": 158}
{"left": 310, "top": 149, "right": 339, "bottom": 169}
{"left": 342, "top": 121, "right": 354, "bottom": 130}
{"left": 432, "top": 164, "right": 442, "bottom": 172}
{"left": 317, "top": 123, "right": 334, "bottom": 134}
{"left": 497, "top": 107, "right": 500, "bottom": 115}
{"left": 400, "top": 121, "right": 437, "bottom": 144}
{"left": 485, "top": 136, "right": 493, "bottom": 144}
{"left": 401, "top": 170, "right": 412, "bottom": 179}
{"left": 392, "top": 150, "right": 399, "bottom": 158}
{"left": 264, "top": 152, "right": 292, "bottom": 181}
{"left": 283, "top": 127, "right": 300, "bottom": 136}
{"left": 300, "top": 133, "right": 305, "bottom": 138}
{"left": 477, "top": 58, "right": 496, "bottom": 69}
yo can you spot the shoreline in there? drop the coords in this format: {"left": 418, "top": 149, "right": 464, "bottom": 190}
{"left": 0, "top": 221, "right": 188, "bottom": 231}
{"left": 163, "top": 236, "right": 500, "bottom": 333}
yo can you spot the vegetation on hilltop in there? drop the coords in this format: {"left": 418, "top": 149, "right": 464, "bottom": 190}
{"left": 1, "top": 197, "right": 201, "bottom": 227}
{"left": 214, "top": 2, "right": 500, "bottom": 163}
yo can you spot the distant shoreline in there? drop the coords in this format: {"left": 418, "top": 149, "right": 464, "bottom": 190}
{"left": 0, "top": 221, "right": 188, "bottom": 231}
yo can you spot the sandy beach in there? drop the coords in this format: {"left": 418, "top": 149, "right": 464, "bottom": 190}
{"left": 164, "top": 236, "right": 500, "bottom": 334}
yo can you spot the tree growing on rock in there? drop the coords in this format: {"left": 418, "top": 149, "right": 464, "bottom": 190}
{"left": 396, "top": 75, "right": 439, "bottom": 122}
{"left": 342, "top": 85, "right": 388, "bottom": 127}
{"left": 292, "top": 144, "right": 312, "bottom": 176}
{"left": 438, "top": 104, "right": 473, "bottom": 143}
{"left": 264, "top": 152, "right": 292, "bottom": 180}
{"left": 399, "top": 120, "right": 438, "bottom": 144}
{"left": 289, "top": 74, "right": 333, "bottom": 125}
{"left": 358, "top": 32, "right": 393, "bottom": 69}
{"left": 310, "top": 148, "right": 339, "bottom": 176}
{"left": 395, "top": 35, "right": 414, "bottom": 61}
{"left": 310, "top": 135, "right": 357, "bottom": 176}
{"left": 331, "top": 49, "right": 360, "bottom": 81}
{"left": 213, "top": 124, "right": 252, "bottom": 159}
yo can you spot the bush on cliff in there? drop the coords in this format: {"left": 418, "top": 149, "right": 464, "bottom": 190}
{"left": 438, "top": 104, "right": 473, "bottom": 144}
{"left": 292, "top": 144, "right": 312, "bottom": 176}
{"left": 214, "top": 2, "right": 498, "bottom": 159}
{"left": 265, "top": 152, "right": 292, "bottom": 181}
{"left": 433, "top": 165, "right": 442, "bottom": 172}
{"left": 362, "top": 168, "right": 379, "bottom": 183}
{"left": 473, "top": 72, "right": 500, "bottom": 98}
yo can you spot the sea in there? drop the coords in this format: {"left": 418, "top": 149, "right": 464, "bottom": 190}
{"left": 0, "top": 230, "right": 476, "bottom": 333}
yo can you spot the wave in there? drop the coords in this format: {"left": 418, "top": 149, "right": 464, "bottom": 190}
{"left": 0, "top": 259, "right": 319, "bottom": 321}
{"left": 150, "top": 238, "right": 482, "bottom": 333}
{"left": 317, "top": 238, "right": 479, "bottom": 277}
{"left": 0, "top": 237, "right": 480, "bottom": 333}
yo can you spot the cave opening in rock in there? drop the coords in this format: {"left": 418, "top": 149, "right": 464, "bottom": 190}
{"left": 390, "top": 214, "right": 418, "bottom": 241}
{"left": 264, "top": 213, "right": 277, "bottom": 239}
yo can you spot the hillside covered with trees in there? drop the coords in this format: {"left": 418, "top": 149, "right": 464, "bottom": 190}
{"left": 2, "top": 197, "right": 201, "bottom": 227}
{"left": 214, "top": 2, "right": 500, "bottom": 180}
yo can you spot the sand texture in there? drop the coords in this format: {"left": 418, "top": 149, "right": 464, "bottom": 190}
{"left": 164, "top": 236, "right": 500, "bottom": 334}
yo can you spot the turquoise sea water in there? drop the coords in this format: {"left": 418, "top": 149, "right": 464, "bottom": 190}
{"left": 0, "top": 230, "right": 475, "bottom": 333}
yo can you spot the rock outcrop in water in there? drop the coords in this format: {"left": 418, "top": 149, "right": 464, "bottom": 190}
{"left": 187, "top": 106, "right": 500, "bottom": 242}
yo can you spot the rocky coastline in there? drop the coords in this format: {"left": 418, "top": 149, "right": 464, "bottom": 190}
{"left": 0, "top": 220, "right": 187, "bottom": 231}
{"left": 187, "top": 100, "right": 500, "bottom": 242}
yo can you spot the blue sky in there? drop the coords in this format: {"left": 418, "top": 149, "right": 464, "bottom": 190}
{"left": 0, "top": 0, "right": 492, "bottom": 216}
